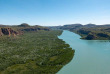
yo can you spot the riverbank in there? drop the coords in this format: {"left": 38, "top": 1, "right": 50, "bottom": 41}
{"left": 58, "top": 30, "right": 110, "bottom": 74}
{"left": 0, "top": 30, "right": 74, "bottom": 74}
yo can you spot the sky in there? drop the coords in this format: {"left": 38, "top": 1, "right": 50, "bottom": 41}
{"left": 0, "top": 0, "right": 110, "bottom": 26}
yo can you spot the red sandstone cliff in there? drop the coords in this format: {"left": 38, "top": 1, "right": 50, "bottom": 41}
{"left": 0, "top": 28, "right": 22, "bottom": 37}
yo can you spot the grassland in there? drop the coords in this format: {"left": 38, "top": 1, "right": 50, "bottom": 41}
{"left": 0, "top": 30, "right": 74, "bottom": 74}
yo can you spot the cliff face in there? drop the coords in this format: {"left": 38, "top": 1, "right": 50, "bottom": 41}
{"left": 0, "top": 24, "right": 50, "bottom": 38}
{"left": 20, "top": 27, "right": 50, "bottom": 32}
{"left": 0, "top": 28, "right": 22, "bottom": 37}
{"left": 0, "top": 29, "right": 3, "bottom": 36}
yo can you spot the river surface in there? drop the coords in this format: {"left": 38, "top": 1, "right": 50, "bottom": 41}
{"left": 58, "top": 30, "right": 110, "bottom": 74}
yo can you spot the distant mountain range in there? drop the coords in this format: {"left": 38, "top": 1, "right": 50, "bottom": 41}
{"left": 1, "top": 23, "right": 110, "bottom": 40}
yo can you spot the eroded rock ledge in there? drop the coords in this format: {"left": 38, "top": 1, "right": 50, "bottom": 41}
{"left": 0, "top": 28, "right": 22, "bottom": 37}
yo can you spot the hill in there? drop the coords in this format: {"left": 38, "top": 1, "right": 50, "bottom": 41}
{"left": 0, "top": 23, "right": 50, "bottom": 37}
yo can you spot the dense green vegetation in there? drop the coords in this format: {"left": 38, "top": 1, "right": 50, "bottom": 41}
{"left": 76, "top": 27, "right": 110, "bottom": 40}
{"left": 0, "top": 30, "right": 74, "bottom": 74}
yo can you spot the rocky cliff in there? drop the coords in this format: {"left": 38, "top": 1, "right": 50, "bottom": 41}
{"left": 0, "top": 28, "right": 22, "bottom": 37}
{"left": 0, "top": 23, "right": 50, "bottom": 37}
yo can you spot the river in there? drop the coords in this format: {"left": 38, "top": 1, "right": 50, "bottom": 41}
{"left": 58, "top": 30, "right": 110, "bottom": 74}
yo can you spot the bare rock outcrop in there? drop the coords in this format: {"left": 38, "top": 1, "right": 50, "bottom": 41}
{"left": 0, "top": 28, "right": 22, "bottom": 37}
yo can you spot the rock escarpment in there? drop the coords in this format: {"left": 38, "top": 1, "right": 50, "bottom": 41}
{"left": 21, "top": 27, "right": 50, "bottom": 32}
{"left": 0, "top": 28, "right": 22, "bottom": 37}
{"left": 0, "top": 23, "right": 50, "bottom": 37}
{"left": 18, "top": 23, "right": 50, "bottom": 32}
